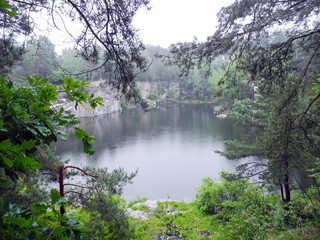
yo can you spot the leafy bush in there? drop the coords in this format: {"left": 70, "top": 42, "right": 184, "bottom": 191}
{"left": 196, "top": 171, "right": 309, "bottom": 239}
{"left": 0, "top": 189, "right": 86, "bottom": 239}
{"left": 195, "top": 172, "right": 253, "bottom": 215}
{"left": 64, "top": 167, "right": 138, "bottom": 239}
{"left": 78, "top": 193, "right": 136, "bottom": 240}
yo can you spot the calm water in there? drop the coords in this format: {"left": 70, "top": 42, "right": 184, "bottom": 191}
{"left": 55, "top": 104, "right": 251, "bottom": 201}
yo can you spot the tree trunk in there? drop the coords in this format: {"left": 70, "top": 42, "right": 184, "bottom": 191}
{"left": 59, "top": 163, "right": 65, "bottom": 215}
{"left": 284, "top": 174, "right": 291, "bottom": 203}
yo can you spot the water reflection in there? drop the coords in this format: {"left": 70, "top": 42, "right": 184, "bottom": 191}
{"left": 55, "top": 104, "right": 250, "bottom": 201}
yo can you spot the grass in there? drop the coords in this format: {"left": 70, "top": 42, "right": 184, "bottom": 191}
{"left": 127, "top": 197, "right": 151, "bottom": 212}
{"left": 270, "top": 227, "right": 320, "bottom": 240}
{"left": 131, "top": 201, "right": 220, "bottom": 239}
{"left": 130, "top": 204, "right": 151, "bottom": 212}
{"left": 129, "top": 199, "right": 320, "bottom": 240}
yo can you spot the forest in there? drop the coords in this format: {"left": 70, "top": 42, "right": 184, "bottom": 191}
{"left": 8, "top": 37, "right": 226, "bottom": 105}
{"left": 1, "top": 0, "right": 320, "bottom": 239}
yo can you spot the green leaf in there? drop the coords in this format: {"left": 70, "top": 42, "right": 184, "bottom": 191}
{"left": 50, "top": 189, "right": 62, "bottom": 204}
{"left": 23, "top": 156, "right": 43, "bottom": 169}
{"left": 27, "top": 75, "right": 34, "bottom": 85}
{"left": 55, "top": 197, "right": 67, "bottom": 206}
{"left": 60, "top": 237, "right": 71, "bottom": 240}
{"left": 63, "top": 114, "right": 76, "bottom": 120}
{"left": 0, "top": 80, "right": 13, "bottom": 98}
{"left": 59, "top": 107, "right": 65, "bottom": 114}
{"left": 32, "top": 203, "right": 48, "bottom": 213}
{"left": 94, "top": 96, "right": 103, "bottom": 102}
{"left": 37, "top": 125, "right": 52, "bottom": 137}
{"left": 83, "top": 141, "right": 95, "bottom": 155}
{"left": 55, "top": 129, "right": 68, "bottom": 141}
{"left": 0, "top": 139, "right": 11, "bottom": 149}
{"left": 53, "top": 225, "right": 64, "bottom": 238}
{"left": 1, "top": 1, "right": 13, "bottom": 9}
{"left": 74, "top": 127, "right": 86, "bottom": 140}
{"left": 1, "top": 154, "right": 13, "bottom": 168}
{"left": 7, "top": 11, "right": 18, "bottom": 17}
{"left": 21, "top": 140, "right": 36, "bottom": 150}
{"left": 6, "top": 216, "right": 32, "bottom": 228}
{"left": 0, "top": 168, "right": 8, "bottom": 187}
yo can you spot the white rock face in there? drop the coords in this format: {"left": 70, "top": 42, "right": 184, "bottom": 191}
{"left": 53, "top": 82, "right": 122, "bottom": 117}
{"left": 53, "top": 80, "right": 181, "bottom": 118}
{"left": 136, "top": 82, "right": 153, "bottom": 99}
{"left": 126, "top": 208, "right": 150, "bottom": 220}
{"left": 76, "top": 83, "right": 122, "bottom": 117}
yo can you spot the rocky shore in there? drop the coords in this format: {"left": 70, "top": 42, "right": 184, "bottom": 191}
{"left": 127, "top": 199, "right": 186, "bottom": 220}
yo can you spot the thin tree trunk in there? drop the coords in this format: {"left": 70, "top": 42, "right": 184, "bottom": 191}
{"left": 284, "top": 173, "right": 291, "bottom": 203}
{"left": 59, "top": 163, "right": 65, "bottom": 215}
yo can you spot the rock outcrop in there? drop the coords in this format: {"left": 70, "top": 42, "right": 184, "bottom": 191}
{"left": 53, "top": 80, "right": 181, "bottom": 117}
{"left": 54, "top": 81, "right": 122, "bottom": 118}
{"left": 136, "top": 81, "right": 153, "bottom": 99}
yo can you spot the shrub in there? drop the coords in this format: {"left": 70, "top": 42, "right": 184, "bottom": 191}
{"left": 195, "top": 171, "right": 308, "bottom": 239}
{"left": 78, "top": 193, "right": 136, "bottom": 240}
{"left": 195, "top": 172, "right": 252, "bottom": 215}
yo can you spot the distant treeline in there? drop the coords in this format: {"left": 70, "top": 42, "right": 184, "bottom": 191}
{"left": 9, "top": 37, "right": 229, "bottom": 102}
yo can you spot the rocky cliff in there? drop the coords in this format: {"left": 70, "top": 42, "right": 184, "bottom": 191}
{"left": 54, "top": 81, "right": 122, "bottom": 118}
{"left": 53, "top": 80, "right": 179, "bottom": 117}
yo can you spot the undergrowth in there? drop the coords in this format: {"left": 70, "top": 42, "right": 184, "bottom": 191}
{"left": 130, "top": 171, "right": 320, "bottom": 240}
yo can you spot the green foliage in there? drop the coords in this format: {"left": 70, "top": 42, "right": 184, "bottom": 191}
{"left": 307, "top": 158, "right": 320, "bottom": 216}
{"left": 0, "top": 0, "right": 150, "bottom": 238}
{"left": 135, "top": 46, "right": 225, "bottom": 103}
{"left": 0, "top": 74, "right": 105, "bottom": 237}
{"left": 148, "top": 85, "right": 166, "bottom": 100}
{"left": 56, "top": 166, "right": 138, "bottom": 239}
{"left": 77, "top": 193, "right": 136, "bottom": 240}
{"left": 168, "top": 0, "right": 320, "bottom": 207}
{"left": 195, "top": 171, "right": 320, "bottom": 239}
{"left": 196, "top": 173, "right": 255, "bottom": 215}
{"left": 0, "top": 0, "right": 18, "bottom": 17}
{"left": 74, "top": 127, "right": 96, "bottom": 155}
{"left": 133, "top": 200, "right": 215, "bottom": 240}
{"left": 0, "top": 190, "right": 86, "bottom": 239}
{"left": 136, "top": 45, "right": 180, "bottom": 83}
{"left": 58, "top": 48, "right": 89, "bottom": 81}
{"left": 0, "top": 76, "right": 102, "bottom": 182}
{"left": 131, "top": 187, "right": 320, "bottom": 239}
{"left": 10, "top": 36, "right": 59, "bottom": 82}
{"left": 217, "top": 139, "right": 263, "bottom": 160}
{"left": 128, "top": 196, "right": 149, "bottom": 208}
{"left": 50, "top": 70, "right": 66, "bottom": 85}
{"left": 82, "top": 167, "right": 137, "bottom": 196}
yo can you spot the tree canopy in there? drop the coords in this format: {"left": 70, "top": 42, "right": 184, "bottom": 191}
{"left": 0, "top": 1, "right": 150, "bottom": 238}
{"left": 1, "top": 0, "right": 150, "bottom": 107}
{"left": 170, "top": 0, "right": 319, "bottom": 79}
{"left": 168, "top": 0, "right": 320, "bottom": 203}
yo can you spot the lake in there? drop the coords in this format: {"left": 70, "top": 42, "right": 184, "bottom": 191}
{"left": 55, "top": 104, "right": 251, "bottom": 202}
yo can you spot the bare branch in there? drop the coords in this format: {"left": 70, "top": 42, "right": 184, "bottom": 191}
{"left": 64, "top": 165, "right": 99, "bottom": 178}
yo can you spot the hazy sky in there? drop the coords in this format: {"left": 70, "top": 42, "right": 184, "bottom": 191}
{"left": 43, "top": 0, "right": 235, "bottom": 53}
{"left": 133, "top": 0, "right": 235, "bottom": 47}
